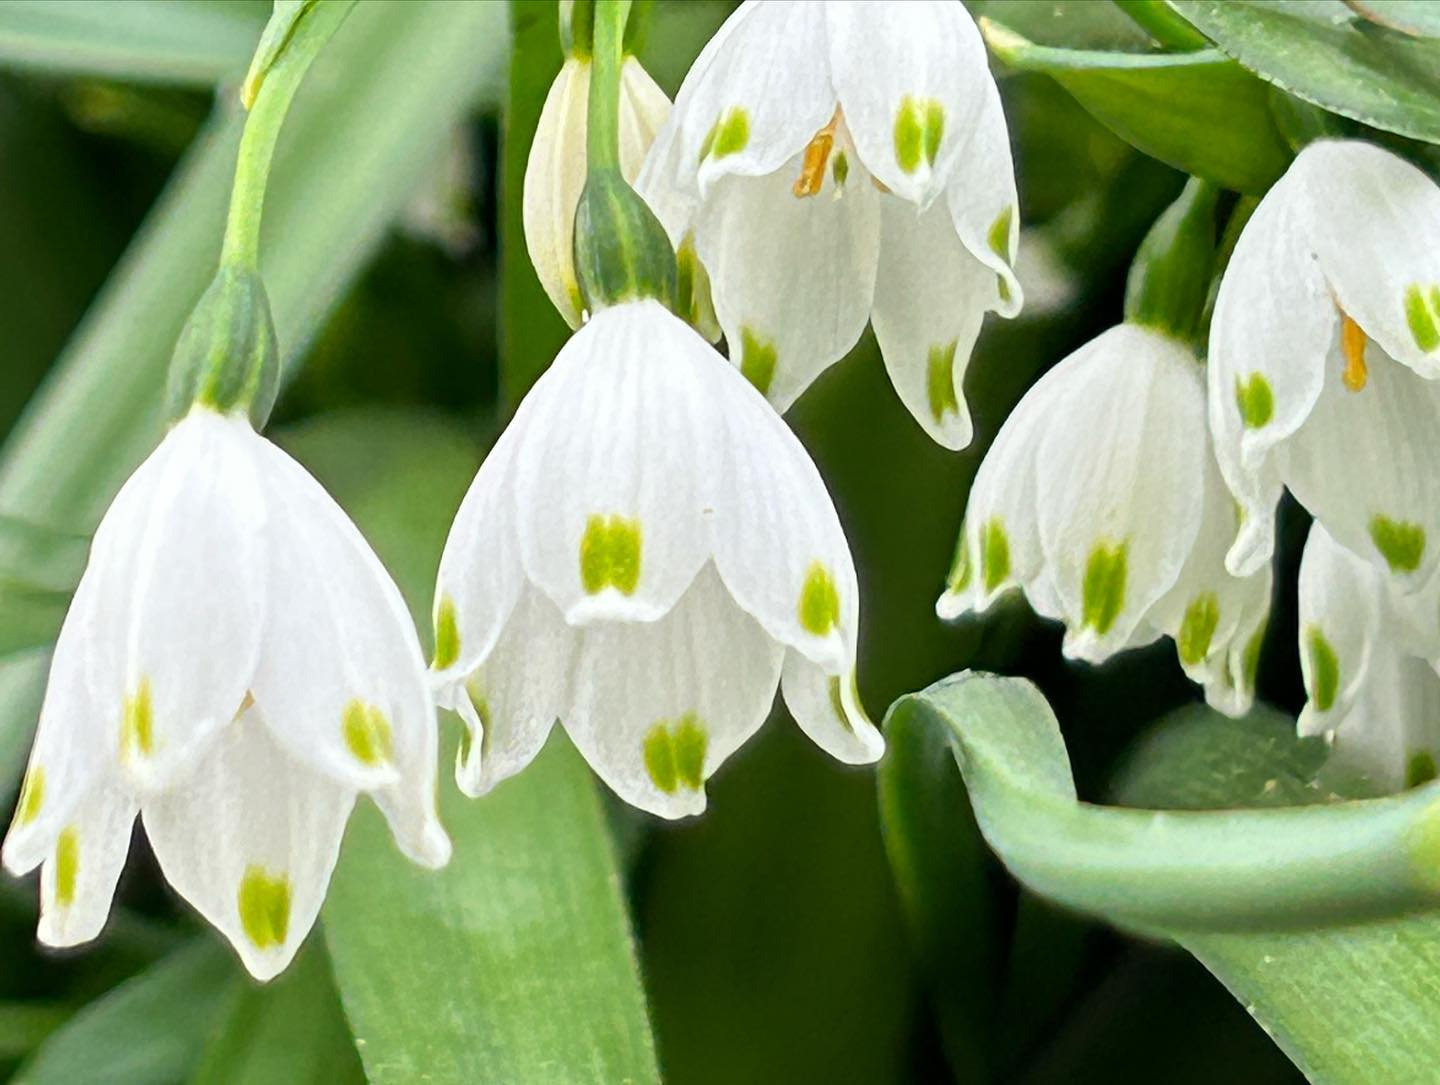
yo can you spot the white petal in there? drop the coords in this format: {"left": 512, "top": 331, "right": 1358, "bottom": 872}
{"left": 871, "top": 193, "right": 992, "bottom": 449}
{"left": 87, "top": 410, "right": 267, "bottom": 792}
{"left": 1293, "top": 140, "right": 1440, "bottom": 379}
{"left": 523, "top": 58, "right": 590, "bottom": 329}
{"left": 936, "top": 345, "right": 1069, "bottom": 620}
{"left": 619, "top": 58, "right": 672, "bottom": 185}
{"left": 3, "top": 574, "right": 106, "bottom": 875}
{"left": 1032, "top": 326, "right": 1205, "bottom": 661}
{"left": 143, "top": 708, "right": 354, "bottom": 982}
{"left": 246, "top": 437, "right": 448, "bottom": 867}
{"left": 1207, "top": 180, "right": 1334, "bottom": 574}
{"left": 511, "top": 300, "right": 715, "bottom": 624}
{"left": 1323, "top": 650, "right": 1440, "bottom": 793}
{"left": 432, "top": 424, "right": 524, "bottom": 683}
{"left": 1296, "top": 524, "right": 1381, "bottom": 737}
{"left": 826, "top": 0, "right": 990, "bottom": 207}
{"left": 672, "top": 0, "right": 836, "bottom": 196}
{"left": 562, "top": 564, "right": 784, "bottom": 820}
{"left": 447, "top": 584, "right": 569, "bottom": 799}
{"left": 1280, "top": 346, "right": 1440, "bottom": 590}
{"left": 706, "top": 349, "right": 859, "bottom": 672}
{"left": 693, "top": 149, "right": 880, "bottom": 412}
{"left": 36, "top": 783, "right": 136, "bottom": 949}
{"left": 944, "top": 78, "right": 1022, "bottom": 319}
{"left": 1149, "top": 443, "right": 1271, "bottom": 716}
{"left": 781, "top": 654, "right": 883, "bottom": 764}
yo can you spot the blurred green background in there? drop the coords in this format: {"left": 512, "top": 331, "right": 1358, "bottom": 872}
{"left": 0, "top": 0, "right": 1331, "bottom": 1081}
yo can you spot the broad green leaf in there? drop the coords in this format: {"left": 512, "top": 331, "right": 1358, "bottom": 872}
{"left": 189, "top": 945, "right": 362, "bottom": 1085}
{"left": 884, "top": 673, "right": 1440, "bottom": 1082}
{"left": 981, "top": 18, "right": 1290, "bottom": 193}
{"left": 0, "top": 1, "right": 265, "bottom": 85}
{"left": 1345, "top": 0, "right": 1440, "bottom": 36}
{"left": 1170, "top": 0, "right": 1440, "bottom": 145}
{"left": 14, "top": 940, "right": 235, "bottom": 1085}
{"left": 279, "top": 410, "right": 660, "bottom": 1085}
{"left": 0, "top": 1003, "right": 67, "bottom": 1062}
{"left": 0, "top": 0, "right": 506, "bottom": 784}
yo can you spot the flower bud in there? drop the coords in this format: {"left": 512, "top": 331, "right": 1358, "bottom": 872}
{"left": 523, "top": 55, "right": 671, "bottom": 326}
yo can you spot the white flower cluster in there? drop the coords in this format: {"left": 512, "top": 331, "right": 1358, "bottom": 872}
{"left": 939, "top": 139, "right": 1440, "bottom": 787}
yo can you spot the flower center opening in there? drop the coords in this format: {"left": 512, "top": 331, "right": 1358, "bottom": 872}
{"left": 1340, "top": 311, "right": 1368, "bottom": 392}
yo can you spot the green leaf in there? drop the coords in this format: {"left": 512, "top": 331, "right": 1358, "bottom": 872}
{"left": 1170, "top": 0, "right": 1440, "bottom": 145}
{"left": 0, "top": 1003, "right": 68, "bottom": 1062}
{"left": 884, "top": 673, "right": 1440, "bottom": 1081}
{"left": 1345, "top": 0, "right": 1440, "bottom": 37}
{"left": 0, "top": 0, "right": 507, "bottom": 784}
{"left": 0, "top": 1, "right": 266, "bottom": 85}
{"left": 14, "top": 939, "right": 236, "bottom": 1085}
{"left": 189, "top": 944, "right": 362, "bottom": 1085}
{"left": 276, "top": 410, "right": 660, "bottom": 1085}
{"left": 981, "top": 18, "right": 1290, "bottom": 193}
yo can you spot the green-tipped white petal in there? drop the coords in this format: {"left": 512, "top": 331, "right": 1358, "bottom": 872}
{"left": 86, "top": 409, "right": 268, "bottom": 794}
{"left": 1293, "top": 140, "right": 1440, "bottom": 380}
{"left": 36, "top": 784, "right": 135, "bottom": 950}
{"left": 826, "top": 0, "right": 989, "bottom": 207}
{"left": 945, "top": 78, "right": 1022, "bottom": 319}
{"left": 871, "top": 193, "right": 991, "bottom": 450}
{"left": 143, "top": 707, "right": 354, "bottom": 982}
{"left": 692, "top": 143, "right": 880, "bottom": 412}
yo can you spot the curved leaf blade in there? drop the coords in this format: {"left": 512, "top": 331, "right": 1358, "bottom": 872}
{"left": 1170, "top": 0, "right": 1440, "bottom": 145}
{"left": 982, "top": 18, "right": 1291, "bottom": 193}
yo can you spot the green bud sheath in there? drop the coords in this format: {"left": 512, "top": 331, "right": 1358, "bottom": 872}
{"left": 1124, "top": 176, "right": 1220, "bottom": 347}
{"left": 166, "top": 266, "right": 279, "bottom": 426}
{"left": 573, "top": 166, "right": 677, "bottom": 314}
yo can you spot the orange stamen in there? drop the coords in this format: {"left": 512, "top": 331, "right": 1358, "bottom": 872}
{"left": 793, "top": 109, "right": 841, "bottom": 198}
{"left": 1340, "top": 312, "right": 1368, "bottom": 392}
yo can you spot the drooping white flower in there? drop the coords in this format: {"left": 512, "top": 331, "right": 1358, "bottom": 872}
{"left": 2, "top": 407, "right": 449, "bottom": 980}
{"left": 431, "top": 298, "right": 882, "bottom": 819}
{"left": 1296, "top": 524, "right": 1440, "bottom": 791}
{"left": 524, "top": 52, "right": 671, "bottom": 327}
{"left": 636, "top": 0, "right": 1021, "bottom": 450}
{"left": 1208, "top": 139, "right": 1440, "bottom": 590}
{"left": 937, "top": 323, "right": 1271, "bottom": 714}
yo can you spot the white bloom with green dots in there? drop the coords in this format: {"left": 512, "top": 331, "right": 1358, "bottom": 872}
{"left": 635, "top": 0, "right": 1020, "bottom": 451}
{"left": 430, "top": 297, "right": 882, "bottom": 820}
{"left": 1296, "top": 523, "right": 1440, "bottom": 791}
{"left": 2, "top": 406, "right": 450, "bottom": 981}
{"left": 938, "top": 323, "right": 1271, "bottom": 715}
{"left": 1208, "top": 139, "right": 1440, "bottom": 590}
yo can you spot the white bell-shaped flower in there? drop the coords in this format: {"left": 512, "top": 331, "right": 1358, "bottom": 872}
{"left": 635, "top": 0, "right": 1021, "bottom": 450}
{"left": 2, "top": 407, "right": 449, "bottom": 981}
{"left": 524, "top": 53, "right": 670, "bottom": 327}
{"left": 1208, "top": 139, "right": 1440, "bottom": 590}
{"left": 1296, "top": 524, "right": 1440, "bottom": 791}
{"left": 431, "top": 298, "right": 882, "bottom": 819}
{"left": 937, "top": 323, "right": 1270, "bottom": 714}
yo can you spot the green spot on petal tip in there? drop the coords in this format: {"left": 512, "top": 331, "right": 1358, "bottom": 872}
{"left": 699, "top": 107, "right": 749, "bottom": 163}
{"left": 238, "top": 865, "right": 292, "bottom": 950}
{"left": 1405, "top": 283, "right": 1440, "bottom": 353}
{"left": 580, "top": 514, "right": 643, "bottom": 596}
{"left": 740, "top": 327, "right": 777, "bottom": 397}
{"left": 1080, "top": 542, "right": 1128, "bottom": 635}
{"left": 342, "top": 700, "right": 394, "bottom": 767}
{"left": 980, "top": 519, "right": 1010, "bottom": 594}
{"left": 1370, "top": 515, "right": 1425, "bottom": 574}
{"left": 798, "top": 563, "right": 841, "bottom": 637}
{"left": 433, "top": 596, "right": 461, "bottom": 671}
{"left": 1306, "top": 625, "right": 1340, "bottom": 713}
{"left": 54, "top": 828, "right": 78, "bottom": 908}
{"left": 926, "top": 340, "right": 960, "bottom": 423}
{"left": 1177, "top": 592, "right": 1220, "bottom": 667}
{"left": 1234, "top": 373, "right": 1274, "bottom": 430}
{"left": 644, "top": 714, "right": 708, "bottom": 795}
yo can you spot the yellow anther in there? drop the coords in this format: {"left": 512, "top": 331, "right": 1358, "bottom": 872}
{"left": 1340, "top": 312, "right": 1368, "bottom": 392}
{"left": 793, "top": 109, "right": 841, "bottom": 198}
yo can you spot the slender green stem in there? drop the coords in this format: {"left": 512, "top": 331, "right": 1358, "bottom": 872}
{"left": 585, "top": 0, "right": 630, "bottom": 173}
{"left": 1113, "top": 0, "right": 1209, "bottom": 50}
{"left": 220, "top": 1, "right": 355, "bottom": 270}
